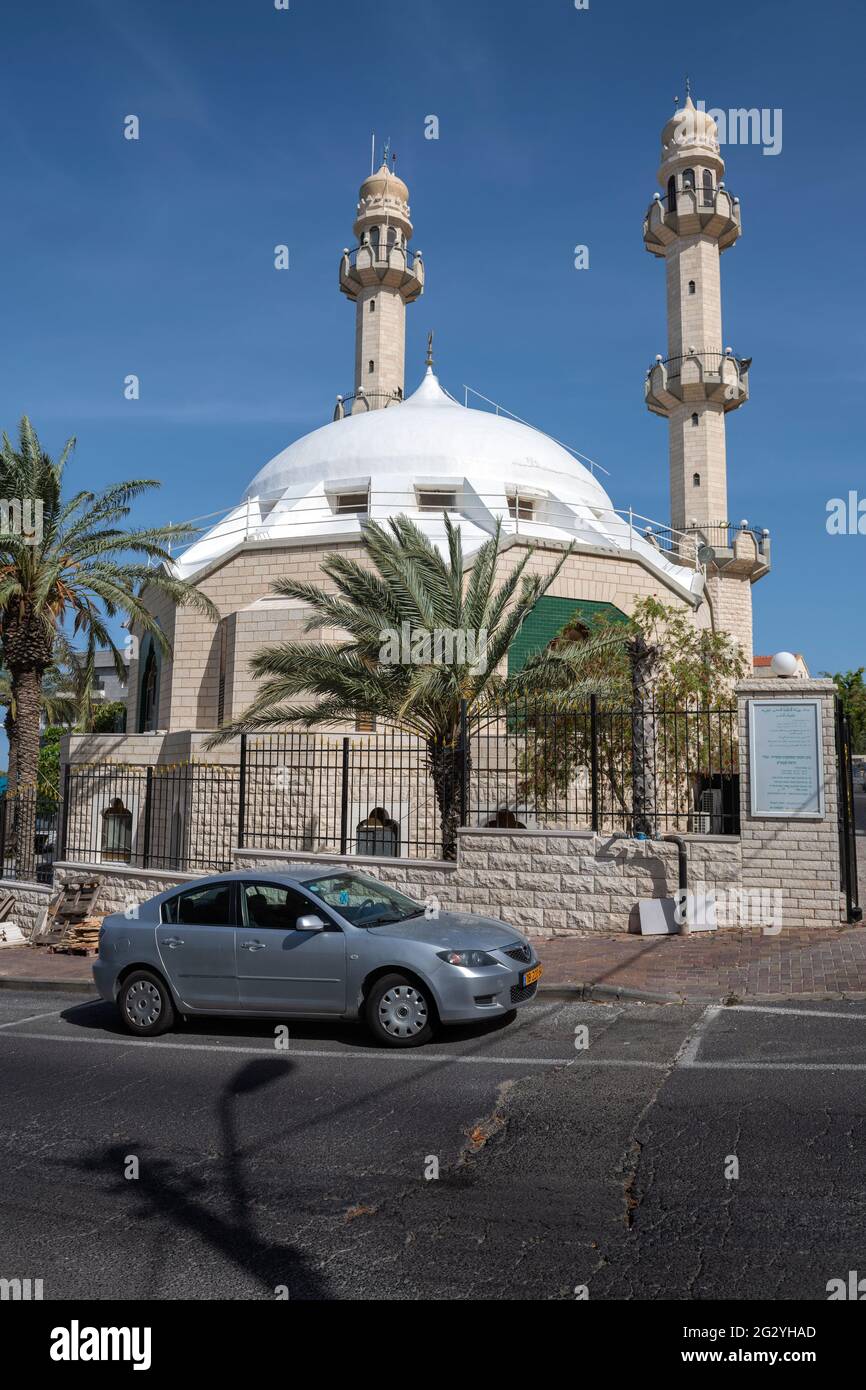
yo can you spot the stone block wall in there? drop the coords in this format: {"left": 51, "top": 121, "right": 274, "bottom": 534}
{"left": 234, "top": 827, "right": 744, "bottom": 936}
{"left": 0, "top": 878, "right": 53, "bottom": 937}
{"left": 736, "top": 677, "right": 845, "bottom": 930}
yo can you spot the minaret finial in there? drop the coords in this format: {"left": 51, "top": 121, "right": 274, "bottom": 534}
{"left": 382, "top": 136, "right": 391, "bottom": 168}
{"left": 685, "top": 74, "right": 691, "bottom": 101}
{"left": 425, "top": 330, "right": 435, "bottom": 369}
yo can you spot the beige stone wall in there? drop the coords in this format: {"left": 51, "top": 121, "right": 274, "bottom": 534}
{"left": 736, "top": 678, "right": 845, "bottom": 930}
{"left": 234, "top": 828, "right": 744, "bottom": 937}
{"left": 354, "top": 286, "right": 406, "bottom": 399}
{"left": 0, "top": 877, "right": 53, "bottom": 937}
{"left": 706, "top": 571, "right": 754, "bottom": 664}
{"left": 53, "top": 861, "right": 199, "bottom": 918}
{"left": 670, "top": 401, "right": 728, "bottom": 529}
{"left": 123, "top": 535, "right": 712, "bottom": 739}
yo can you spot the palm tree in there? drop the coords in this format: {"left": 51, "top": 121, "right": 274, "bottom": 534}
{"left": 209, "top": 513, "right": 616, "bottom": 858}
{"left": 0, "top": 417, "right": 217, "bottom": 871}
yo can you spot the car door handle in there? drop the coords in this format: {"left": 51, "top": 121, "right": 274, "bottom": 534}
{"left": 240, "top": 940, "right": 266, "bottom": 951}
{"left": 163, "top": 937, "right": 185, "bottom": 948}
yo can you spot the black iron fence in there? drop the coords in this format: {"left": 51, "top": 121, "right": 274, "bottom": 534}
{"left": 42, "top": 702, "right": 740, "bottom": 878}
{"left": 0, "top": 787, "right": 61, "bottom": 884}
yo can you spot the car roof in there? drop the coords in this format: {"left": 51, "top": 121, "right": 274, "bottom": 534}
{"left": 162, "top": 865, "right": 355, "bottom": 894}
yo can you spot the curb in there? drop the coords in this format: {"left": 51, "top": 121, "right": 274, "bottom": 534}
{"left": 2, "top": 976, "right": 865, "bottom": 1007}
{"left": 0, "top": 975, "right": 98, "bottom": 995}
{"left": 539, "top": 981, "right": 684, "bottom": 1006}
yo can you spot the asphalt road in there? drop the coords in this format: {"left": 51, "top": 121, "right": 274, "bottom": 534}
{"left": 1, "top": 989, "right": 865, "bottom": 1300}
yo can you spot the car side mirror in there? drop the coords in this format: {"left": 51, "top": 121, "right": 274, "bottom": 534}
{"left": 296, "top": 914, "right": 326, "bottom": 932}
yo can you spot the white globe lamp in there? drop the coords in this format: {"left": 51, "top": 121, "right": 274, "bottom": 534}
{"left": 770, "top": 651, "right": 798, "bottom": 678}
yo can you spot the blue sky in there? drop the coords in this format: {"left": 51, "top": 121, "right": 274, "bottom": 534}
{"left": 0, "top": 0, "right": 863, "bottom": 746}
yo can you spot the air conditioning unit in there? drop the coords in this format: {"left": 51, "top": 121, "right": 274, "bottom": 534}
{"left": 695, "top": 788, "right": 724, "bottom": 835}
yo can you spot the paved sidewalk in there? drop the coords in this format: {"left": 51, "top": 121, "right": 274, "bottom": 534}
{"left": 3, "top": 926, "right": 866, "bottom": 1002}
{"left": 533, "top": 925, "right": 866, "bottom": 1003}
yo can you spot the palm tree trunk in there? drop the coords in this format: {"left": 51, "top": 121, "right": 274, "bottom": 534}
{"left": 3, "top": 707, "right": 17, "bottom": 875}
{"left": 5, "top": 708, "right": 17, "bottom": 793}
{"left": 428, "top": 735, "right": 465, "bottom": 862}
{"left": 628, "top": 635, "right": 659, "bottom": 837}
{"left": 12, "top": 668, "right": 41, "bottom": 879}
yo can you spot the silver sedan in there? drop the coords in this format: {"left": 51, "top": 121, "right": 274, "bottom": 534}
{"left": 94, "top": 868, "right": 543, "bottom": 1047}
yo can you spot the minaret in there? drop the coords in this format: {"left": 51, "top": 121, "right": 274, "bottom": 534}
{"left": 643, "top": 94, "right": 747, "bottom": 534}
{"left": 338, "top": 155, "right": 424, "bottom": 413}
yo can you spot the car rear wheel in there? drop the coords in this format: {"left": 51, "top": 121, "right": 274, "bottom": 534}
{"left": 119, "top": 970, "right": 175, "bottom": 1038}
{"left": 366, "top": 973, "right": 435, "bottom": 1048}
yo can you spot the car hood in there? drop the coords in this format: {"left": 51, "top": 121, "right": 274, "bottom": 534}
{"left": 368, "top": 911, "right": 526, "bottom": 951}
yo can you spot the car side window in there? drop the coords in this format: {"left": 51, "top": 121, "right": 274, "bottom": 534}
{"left": 242, "top": 882, "right": 337, "bottom": 932}
{"left": 162, "top": 883, "right": 236, "bottom": 926}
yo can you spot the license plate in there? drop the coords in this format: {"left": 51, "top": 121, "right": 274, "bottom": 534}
{"left": 521, "top": 964, "right": 542, "bottom": 987}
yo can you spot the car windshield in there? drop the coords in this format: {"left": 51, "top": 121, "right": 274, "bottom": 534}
{"left": 304, "top": 873, "right": 425, "bottom": 927}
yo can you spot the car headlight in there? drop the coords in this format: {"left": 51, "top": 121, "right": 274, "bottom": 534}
{"left": 437, "top": 949, "right": 499, "bottom": 968}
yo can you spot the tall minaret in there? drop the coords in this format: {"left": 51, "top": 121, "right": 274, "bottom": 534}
{"left": 338, "top": 155, "right": 424, "bottom": 412}
{"left": 643, "top": 94, "right": 748, "bottom": 534}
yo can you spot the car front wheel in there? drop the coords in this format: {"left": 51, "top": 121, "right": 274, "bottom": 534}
{"left": 119, "top": 969, "right": 175, "bottom": 1038}
{"left": 366, "top": 973, "right": 435, "bottom": 1047}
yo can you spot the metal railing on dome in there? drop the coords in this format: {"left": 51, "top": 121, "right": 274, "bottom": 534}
{"left": 157, "top": 491, "right": 711, "bottom": 571}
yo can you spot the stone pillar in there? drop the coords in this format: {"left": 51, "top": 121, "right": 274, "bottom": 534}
{"left": 736, "top": 677, "right": 844, "bottom": 930}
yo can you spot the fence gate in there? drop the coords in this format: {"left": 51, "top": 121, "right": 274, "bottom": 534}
{"left": 835, "top": 697, "right": 862, "bottom": 924}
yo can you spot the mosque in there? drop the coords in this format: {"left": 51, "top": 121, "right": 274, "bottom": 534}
{"left": 104, "top": 96, "right": 772, "bottom": 751}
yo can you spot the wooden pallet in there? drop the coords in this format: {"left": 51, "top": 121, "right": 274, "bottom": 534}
{"left": 48, "top": 915, "right": 103, "bottom": 955}
{"left": 33, "top": 880, "right": 103, "bottom": 946}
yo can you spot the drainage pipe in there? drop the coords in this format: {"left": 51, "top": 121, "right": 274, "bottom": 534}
{"left": 660, "top": 832, "right": 689, "bottom": 935}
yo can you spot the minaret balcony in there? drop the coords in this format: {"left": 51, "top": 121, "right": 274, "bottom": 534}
{"left": 339, "top": 243, "right": 424, "bottom": 302}
{"left": 645, "top": 349, "right": 750, "bottom": 416}
{"left": 643, "top": 185, "right": 741, "bottom": 255}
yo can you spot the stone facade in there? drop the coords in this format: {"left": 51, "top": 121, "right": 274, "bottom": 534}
{"left": 234, "top": 831, "right": 744, "bottom": 936}
{"left": 736, "top": 677, "right": 845, "bottom": 931}
{"left": 0, "top": 877, "right": 53, "bottom": 938}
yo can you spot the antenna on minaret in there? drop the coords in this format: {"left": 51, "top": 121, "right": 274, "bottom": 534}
{"left": 426, "top": 330, "right": 435, "bottom": 369}
{"left": 370, "top": 132, "right": 375, "bottom": 175}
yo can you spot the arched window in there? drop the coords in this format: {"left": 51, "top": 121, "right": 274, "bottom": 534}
{"left": 693, "top": 472, "right": 701, "bottom": 488}
{"left": 691, "top": 412, "right": 699, "bottom": 427}
{"left": 486, "top": 809, "right": 527, "bottom": 829}
{"left": 667, "top": 174, "right": 676, "bottom": 212}
{"left": 369, "top": 226, "right": 380, "bottom": 254}
{"left": 688, "top": 279, "right": 696, "bottom": 295}
{"left": 368, "top": 359, "right": 374, "bottom": 374}
{"left": 386, "top": 226, "right": 397, "bottom": 250}
{"left": 356, "top": 807, "right": 399, "bottom": 858}
{"left": 369, "top": 298, "right": 376, "bottom": 313}
{"left": 702, "top": 168, "right": 714, "bottom": 207}
{"left": 101, "top": 798, "right": 132, "bottom": 863}
{"left": 682, "top": 167, "right": 695, "bottom": 190}
{"left": 138, "top": 641, "right": 160, "bottom": 732}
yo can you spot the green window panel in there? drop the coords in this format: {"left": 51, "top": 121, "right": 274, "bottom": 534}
{"left": 507, "top": 596, "right": 629, "bottom": 677}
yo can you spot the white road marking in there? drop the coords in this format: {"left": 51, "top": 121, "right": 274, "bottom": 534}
{"left": 0, "top": 1011, "right": 61, "bottom": 1030}
{"left": 0, "top": 1028, "right": 669, "bottom": 1067}
{"left": 675, "top": 1004, "right": 722, "bottom": 1067}
{"left": 726, "top": 1004, "right": 866, "bottom": 1022}
{"left": 676, "top": 1001, "right": 866, "bottom": 1071}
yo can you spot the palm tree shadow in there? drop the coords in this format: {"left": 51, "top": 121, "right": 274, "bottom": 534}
{"left": 79, "top": 1057, "right": 331, "bottom": 1299}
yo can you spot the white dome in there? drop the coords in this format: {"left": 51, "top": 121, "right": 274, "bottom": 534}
{"left": 175, "top": 369, "right": 702, "bottom": 599}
